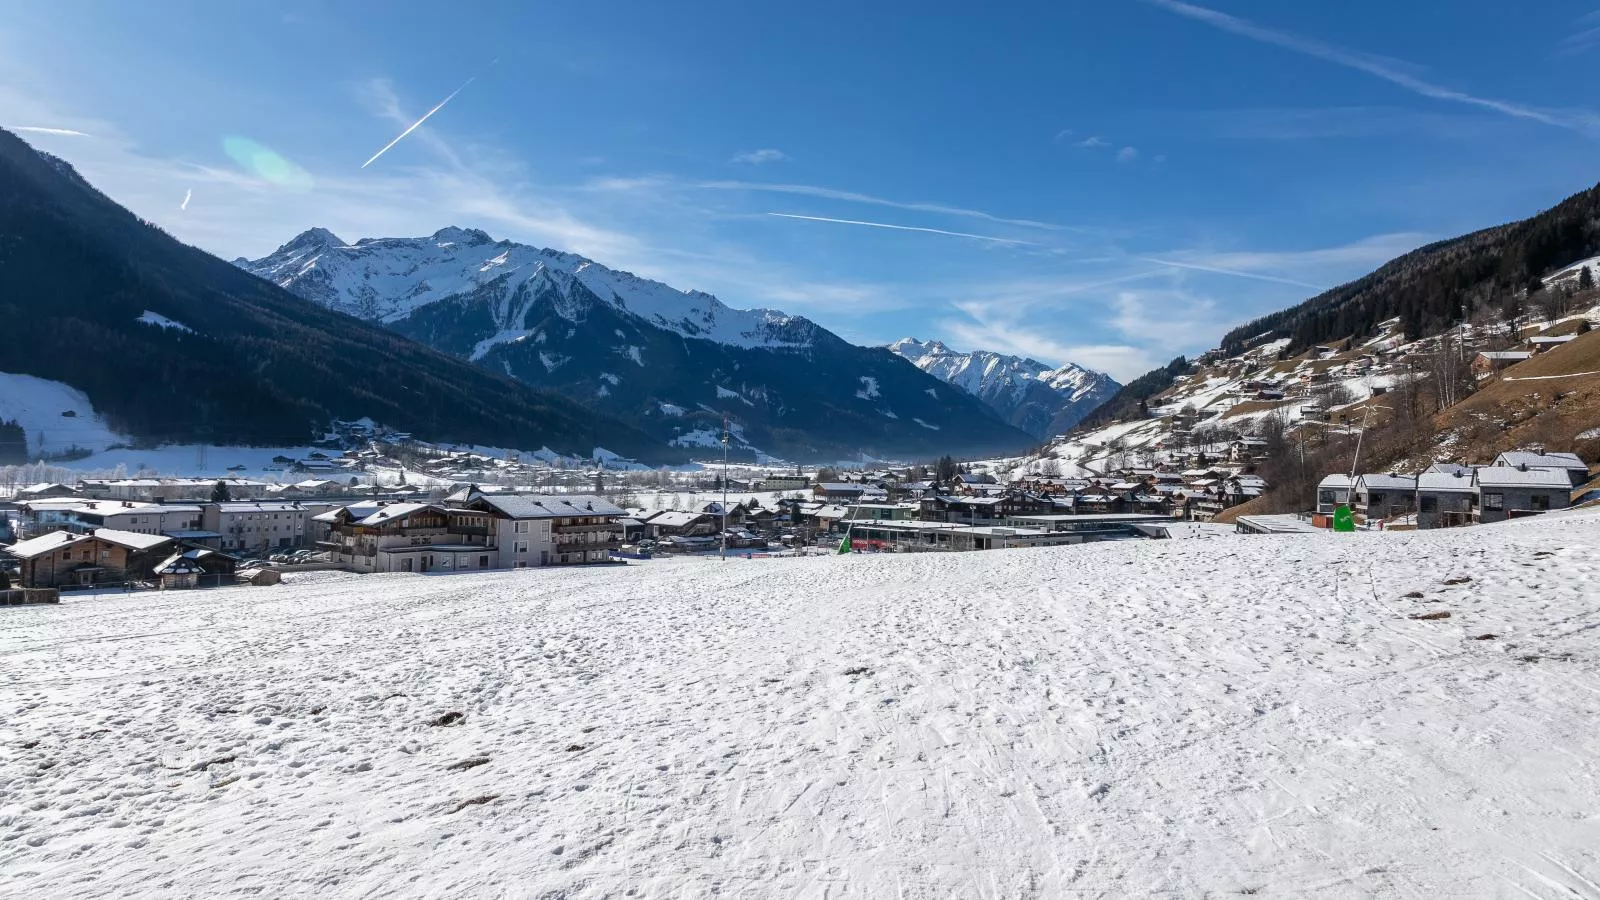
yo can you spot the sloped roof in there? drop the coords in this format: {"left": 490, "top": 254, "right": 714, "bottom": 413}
{"left": 3, "top": 530, "right": 88, "bottom": 559}
{"left": 93, "top": 529, "right": 176, "bottom": 551}
{"left": 1357, "top": 474, "right": 1417, "bottom": 491}
{"left": 1474, "top": 466, "right": 1572, "bottom": 489}
{"left": 476, "top": 494, "right": 625, "bottom": 519}
{"left": 1417, "top": 472, "right": 1476, "bottom": 493}
{"left": 646, "top": 511, "right": 708, "bottom": 528}
{"left": 1493, "top": 451, "right": 1586, "bottom": 472}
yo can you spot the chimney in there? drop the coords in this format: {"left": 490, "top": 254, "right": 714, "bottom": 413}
{"left": 1518, "top": 463, "right": 1529, "bottom": 472}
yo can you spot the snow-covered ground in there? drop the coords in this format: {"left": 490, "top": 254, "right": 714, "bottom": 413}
{"left": 0, "top": 372, "right": 125, "bottom": 456}
{"left": 4, "top": 512, "right": 1600, "bottom": 897}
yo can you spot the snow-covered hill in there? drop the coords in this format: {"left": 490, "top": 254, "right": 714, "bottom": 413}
{"left": 6, "top": 511, "right": 1600, "bottom": 896}
{"left": 242, "top": 227, "right": 816, "bottom": 355}
{"left": 0, "top": 372, "right": 126, "bottom": 458}
{"left": 887, "top": 338, "right": 1119, "bottom": 438}
{"left": 239, "top": 229, "right": 1036, "bottom": 462}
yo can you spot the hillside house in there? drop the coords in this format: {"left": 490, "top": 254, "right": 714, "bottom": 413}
{"left": 1354, "top": 474, "right": 1418, "bottom": 522}
{"left": 1528, "top": 335, "right": 1576, "bottom": 353}
{"left": 1471, "top": 351, "right": 1532, "bottom": 376}
{"left": 1492, "top": 451, "right": 1589, "bottom": 487}
{"left": 1416, "top": 471, "right": 1476, "bottom": 529}
{"left": 4, "top": 528, "right": 174, "bottom": 588}
{"left": 1472, "top": 466, "right": 1572, "bottom": 524}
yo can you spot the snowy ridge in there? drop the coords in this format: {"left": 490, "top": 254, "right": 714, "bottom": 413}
{"left": 241, "top": 227, "right": 815, "bottom": 351}
{"left": 5, "top": 510, "right": 1600, "bottom": 895}
{"left": 888, "top": 337, "right": 1119, "bottom": 438}
{"left": 0, "top": 372, "right": 126, "bottom": 456}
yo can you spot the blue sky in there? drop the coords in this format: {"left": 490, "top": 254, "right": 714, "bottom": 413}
{"left": 5, "top": 1, "right": 1600, "bottom": 381}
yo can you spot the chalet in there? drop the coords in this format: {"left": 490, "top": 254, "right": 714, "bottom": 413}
{"left": 1491, "top": 451, "right": 1588, "bottom": 487}
{"left": 456, "top": 493, "right": 625, "bottom": 567}
{"left": 1315, "top": 474, "right": 1354, "bottom": 515}
{"left": 1416, "top": 470, "right": 1476, "bottom": 530}
{"left": 3, "top": 528, "right": 174, "bottom": 588}
{"left": 316, "top": 503, "right": 494, "bottom": 574}
{"left": 1472, "top": 466, "right": 1572, "bottom": 524}
{"left": 1354, "top": 473, "right": 1417, "bottom": 522}
{"left": 1471, "top": 351, "right": 1532, "bottom": 376}
{"left": 644, "top": 510, "right": 718, "bottom": 539}
{"left": 16, "top": 483, "right": 81, "bottom": 500}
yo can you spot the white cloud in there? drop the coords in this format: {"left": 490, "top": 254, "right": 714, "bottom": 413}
{"left": 1076, "top": 135, "right": 1109, "bottom": 148}
{"left": 1144, "top": 0, "right": 1597, "bottom": 133}
{"left": 731, "top": 148, "right": 789, "bottom": 164}
{"left": 1116, "top": 146, "right": 1139, "bottom": 163}
{"left": 179, "top": 188, "right": 191, "bottom": 211}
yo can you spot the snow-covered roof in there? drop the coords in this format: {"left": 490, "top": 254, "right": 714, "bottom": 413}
{"left": 351, "top": 502, "right": 436, "bottom": 525}
{"left": 92, "top": 529, "right": 177, "bottom": 551}
{"left": 475, "top": 494, "right": 625, "bottom": 519}
{"left": 1417, "top": 472, "right": 1476, "bottom": 493}
{"left": 18, "top": 483, "right": 77, "bottom": 495}
{"left": 2, "top": 530, "right": 86, "bottom": 559}
{"left": 1492, "top": 451, "right": 1586, "bottom": 473}
{"left": 1474, "top": 467, "right": 1572, "bottom": 489}
{"left": 1476, "top": 351, "right": 1532, "bottom": 361}
{"left": 1357, "top": 474, "right": 1417, "bottom": 491}
{"left": 814, "top": 483, "right": 866, "bottom": 492}
{"left": 1424, "top": 462, "right": 1473, "bottom": 477}
{"left": 645, "top": 511, "right": 707, "bottom": 528}
{"left": 154, "top": 552, "right": 207, "bottom": 575}
{"left": 1529, "top": 335, "right": 1576, "bottom": 344}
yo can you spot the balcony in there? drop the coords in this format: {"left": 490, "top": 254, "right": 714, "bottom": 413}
{"left": 553, "top": 522, "right": 619, "bottom": 534}
{"left": 450, "top": 525, "right": 490, "bottom": 537}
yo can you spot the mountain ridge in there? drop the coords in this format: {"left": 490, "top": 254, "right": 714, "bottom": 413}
{"left": 886, "top": 337, "right": 1120, "bottom": 439}
{"left": 242, "top": 229, "right": 1037, "bottom": 462}
{"left": 0, "top": 127, "right": 680, "bottom": 463}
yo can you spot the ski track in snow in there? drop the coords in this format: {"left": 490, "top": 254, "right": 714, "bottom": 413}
{"left": 4, "top": 513, "right": 1600, "bottom": 897}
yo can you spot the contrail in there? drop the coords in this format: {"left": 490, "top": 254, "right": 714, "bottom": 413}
{"left": 180, "top": 189, "right": 192, "bottom": 211}
{"left": 11, "top": 126, "right": 90, "bottom": 136}
{"left": 766, "top": 212, "right": 1034, "bottom": 245}
{"left": 1140, "top": 257, "right": 1326, "bottom": 290}
{"left": 361, "top": 65, "right": 491, "bottom": 169}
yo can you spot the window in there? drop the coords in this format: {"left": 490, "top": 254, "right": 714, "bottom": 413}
{"left": 1484, "top": 493, "right": 1504, "bottom": 510}
{"left": 514, "top": 521, "right": 529, "bottom": 534}
{"left": 1531, "top": 494, "right": 1550, "bottom": 511}
{"left": 1366, "top": 492, "right": 1383, "bottom": 506}
{"left": 479, "top": 555, "right": 489, "bottom": 568}
{"left": 1420, "top": 495, "right": 1437, "bottom": 513}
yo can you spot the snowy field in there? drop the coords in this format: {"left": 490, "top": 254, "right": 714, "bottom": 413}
{"left": 4, "top": 514, "right": 1600, "bottom": 897}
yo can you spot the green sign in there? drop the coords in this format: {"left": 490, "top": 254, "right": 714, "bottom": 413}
{"left": 1332, "top": 503, "right": 1355, "bottom": 532}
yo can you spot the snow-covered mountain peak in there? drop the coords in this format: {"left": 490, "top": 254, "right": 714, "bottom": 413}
{"left": 240, "top": 227, "right": 818, "bottom": 350}
{"left": 887, "top": 338, "right": 1120, "bottom": 439}
{"left": 279, "top": 227, "right": 345, "bottom": 253}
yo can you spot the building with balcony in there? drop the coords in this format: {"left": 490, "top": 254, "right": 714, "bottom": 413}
{"left": 313, "top": 502, "right": 495, "bottom": 573}
{"left": 455, "top": 492, "right": 625, "bottom": 567}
